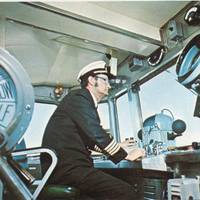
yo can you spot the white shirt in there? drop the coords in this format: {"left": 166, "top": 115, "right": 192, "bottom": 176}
{"left": 89, "top": 90, "right": 98, "bottom": 108}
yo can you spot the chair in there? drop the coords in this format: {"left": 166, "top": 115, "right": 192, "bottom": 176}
{"left": 0, "top": 48, "right": 80, "bottom": 199}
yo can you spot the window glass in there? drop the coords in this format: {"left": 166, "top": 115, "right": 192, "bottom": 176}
{"left": 116, "top": 93, "right": 139, "bottom": 141}
{"left": 24, "top": 102, "right": 110, "bottom": 148}
{"left": 140, "top": 65, "right": 200, "bottom": 146}
{"left": 23, "top": 103, "right": 56, "bottom": 148}
{"left": 97, "top": 103, "right": 110, "bottom": 130}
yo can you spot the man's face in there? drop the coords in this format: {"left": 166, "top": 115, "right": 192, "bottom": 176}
{"left": 94, "top": 74, "right": 111, "bottom": 96}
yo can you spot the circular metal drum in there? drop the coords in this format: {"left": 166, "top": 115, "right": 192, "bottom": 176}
{"left": 0, "top": 48, "right": 34, "bottom": 153}
{"left": 176, "top": 34, "right": 200, "bottom": 94}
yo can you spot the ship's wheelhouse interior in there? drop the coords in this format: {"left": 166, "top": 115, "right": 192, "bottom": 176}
{"left": 0, "top": 1, "right": 200, "bottom": 199}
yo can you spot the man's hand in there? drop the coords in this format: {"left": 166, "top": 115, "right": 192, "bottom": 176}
{"left": 125, "top": 148, "right": 146, "bottom": 161}
{"left": 120, "top": 138, "right": 139, "bottom": 154}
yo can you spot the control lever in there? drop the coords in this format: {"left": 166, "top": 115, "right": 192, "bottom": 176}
{"left": 167, "top": 145, "right": 192, "bottom": 151}
{"left": 192, "top": 142, "right": 200, "bottom": 150}
{"left": 7, "top": 157, "right": 35, "bottom": 186}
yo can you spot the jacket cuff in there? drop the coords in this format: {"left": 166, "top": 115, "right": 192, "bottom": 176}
{"left": 108, "top": 147, "right": 127, "bottom": 164}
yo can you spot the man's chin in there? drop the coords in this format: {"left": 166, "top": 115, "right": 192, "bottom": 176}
{"left": 104, "top": 91, "right": 109, "bottom": 96}
{"left": 100, "top": 92, "right": 108, "bottom": 98}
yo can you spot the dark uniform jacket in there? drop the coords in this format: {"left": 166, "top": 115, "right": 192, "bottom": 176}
{"left": 42, "top": 88, "right": 127, "bottom": 184}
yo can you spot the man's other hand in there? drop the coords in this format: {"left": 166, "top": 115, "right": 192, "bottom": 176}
{"left": 119, "top": 138, "right": 136, "bottom": 148}
{"left": 125, "top": 148, "right": 146, "bottom": 161}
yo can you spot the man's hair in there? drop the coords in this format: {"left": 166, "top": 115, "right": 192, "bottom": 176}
{"left": 80, "top": 77, "right": 89, "bottom": 88}
{"left": 80, "top": 74, "right": 94, "bottom": 88}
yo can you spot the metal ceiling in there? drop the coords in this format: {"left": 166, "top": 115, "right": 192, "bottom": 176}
{"left": 0, "top": 1, "right": 193, "bottom": 89}
{"left": 92, "top": 1, "right": 190, "bottom": 27}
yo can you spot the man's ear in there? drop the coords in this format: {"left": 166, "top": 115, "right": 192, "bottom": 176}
{"left": 88, "top": 76, "right": 95, "bottom": 86}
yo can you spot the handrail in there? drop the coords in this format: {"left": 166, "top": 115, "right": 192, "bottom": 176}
{"left": 11, "top": 147, "right": 58, "bottom": 200}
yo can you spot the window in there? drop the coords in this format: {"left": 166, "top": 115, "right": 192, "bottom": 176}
{"left": 24, "top": 102, "right": 111, "bottom": 147}
{"left": 116, "top": 93, "right": 136, "bottom": 141}
{"left": 23, "top": 103, "right": 57, "bottom": 148}
{"left": 97, "top": 103, "right": 110, "bottom": 130}
{"left": 140, "top": 66, "right": 200, "bottom": 146}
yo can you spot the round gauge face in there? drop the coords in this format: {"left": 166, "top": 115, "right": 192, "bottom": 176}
{"left": 0, "top": 48, "right": 34, "bottom": 152}
{"left": 0, "top": 66, "right": 17, "bottom": 134}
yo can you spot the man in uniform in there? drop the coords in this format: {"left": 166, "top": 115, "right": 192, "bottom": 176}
{"left": 42, "top": 60, "right": 145, "bottom": 200}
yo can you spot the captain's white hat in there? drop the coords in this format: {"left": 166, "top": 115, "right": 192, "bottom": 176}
{"left": 77, "top": 60, "right": 114, "bottom": 82}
